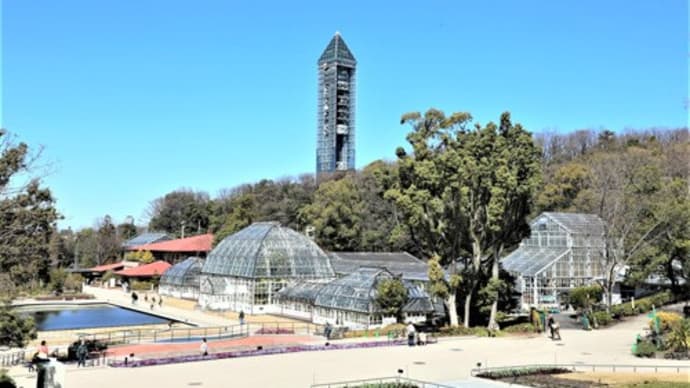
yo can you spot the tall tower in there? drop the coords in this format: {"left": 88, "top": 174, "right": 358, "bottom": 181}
{"left": 316, "top": 32, "right": 356, "bottom": 175}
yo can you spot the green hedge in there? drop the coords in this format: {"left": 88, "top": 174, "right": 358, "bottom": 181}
{"left": 591, "top": 311, "right": 614, "bottom": 327}
{"left": 477, "top": 367, "right": 572, "bottom": 379}
{"left": 502, "top": 323, "right": 538, "bottom": 333}
{"left": 634, "top": 340, "right": 657, "bottom": 358}
{"left": 438, "top": 326, "right": 497, "bottom": 337}
{"left": 611, "top": 291, "right": 675, "bottom": 318}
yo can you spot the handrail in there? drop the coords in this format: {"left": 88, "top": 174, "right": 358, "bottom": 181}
{"left": 470, "top": 363, "right": 690, "bottom": 376}
{"left": 77, "top": 321, "right": 324, "bottom": 346}
{"left": 311, "top": 376, "right": 454, "bottom": 388}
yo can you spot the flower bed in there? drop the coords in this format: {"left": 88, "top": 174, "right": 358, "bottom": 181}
{"left": 109, "top": 340, "right": 407, "bottom": 368}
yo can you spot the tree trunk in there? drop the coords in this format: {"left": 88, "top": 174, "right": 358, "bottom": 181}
{"left": 447, "top": 292, "right": 459, "bottom": 327}
{"left": 487, "top": 247, "right": 501, "bottom": 330}
{"left": 463, "top": 292, "right": 472, "bottom": 328}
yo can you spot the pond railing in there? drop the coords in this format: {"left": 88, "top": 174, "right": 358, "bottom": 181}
{"left": 470, "top": 363, "right": 690, "bottom": 376}
{"left": 79, "top": 321, "right": 325, "bottom": 346}
{"left": 311, "top": 376, "right": 454, "bottom": 388}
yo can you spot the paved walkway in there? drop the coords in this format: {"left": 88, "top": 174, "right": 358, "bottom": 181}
{"left": 106, "top": 334, "right": 320, "bottom": 357}
{"left": 8, "top": 312, "right": 688, "bottom": 388}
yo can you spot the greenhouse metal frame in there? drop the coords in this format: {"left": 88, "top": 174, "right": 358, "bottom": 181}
{"left": 501, "top": 212, "right": 606, "bottom": 309}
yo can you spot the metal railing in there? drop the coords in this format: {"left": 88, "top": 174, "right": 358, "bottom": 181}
{"left": 77, "top": 321, "right": 324, "bottom": 346}
{"left": 0, "top": 349, "right": 27, "bottom": 367}
{"left": 471, "top": 363, "right": 690, "bottom": 376}
{"left": 311, "top": 376, "right": 454, "bottom": 388}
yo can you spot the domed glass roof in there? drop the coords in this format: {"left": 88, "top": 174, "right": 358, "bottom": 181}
{"left": 202, "top": 222, "right": 335, "bottom": 279}
{"left": 160, "top": 256, "right": 204, "bottom": 288}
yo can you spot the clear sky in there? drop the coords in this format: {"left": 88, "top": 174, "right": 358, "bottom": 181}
{"left": 1, "top": 1, "right": 688, "bottom": 230}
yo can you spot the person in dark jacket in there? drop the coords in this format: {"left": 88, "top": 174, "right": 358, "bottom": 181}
{"left": 76, "top": 339, "right": 88, "bottom": 367}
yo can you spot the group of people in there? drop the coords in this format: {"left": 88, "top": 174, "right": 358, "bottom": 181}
{"left": 130, "top": 292, "right": 163, "bottom": 310}
{"left": 31, "top": 339, "right": 90, "bottom": 369}
{"left": 405, "top": 322, "right": 428, "bottom": 346}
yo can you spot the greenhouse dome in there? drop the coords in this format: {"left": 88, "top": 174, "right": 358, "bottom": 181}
{"left": 159, "top": 256, "right": 204, "bottom": 300}
{"left": 199, "top": 222, "right": 335, "bottom": 313}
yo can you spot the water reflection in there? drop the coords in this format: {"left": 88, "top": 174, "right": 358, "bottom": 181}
{"left": 16, "top": 304, "right": 169, "bottom": 331}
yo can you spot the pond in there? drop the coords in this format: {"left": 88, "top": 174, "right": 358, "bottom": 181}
{"left": 15, "top": 304, "right": 172, "bottom": 331}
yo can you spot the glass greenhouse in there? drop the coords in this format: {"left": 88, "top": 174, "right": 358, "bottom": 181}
{"left": 277, "top": 267, "right": 438, "bottom": 329}
{"left": 199, "top": 222, "right": 335, "bottom": 313}
{"left": 330, "top": 252, "right": 429, "bottom": 281}
{"left": 159, "top": 257, "right": 204, "bottom": 300}
{"left": 501, "top": 212, "right": 605, "bottom": 309}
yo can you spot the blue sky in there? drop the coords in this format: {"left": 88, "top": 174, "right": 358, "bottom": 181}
{"left": 1, "top": 1, "right": 688, "bottom": 230}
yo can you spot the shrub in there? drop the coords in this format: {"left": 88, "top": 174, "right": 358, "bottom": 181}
{"left": 502, "top": 323, "right": 537, "bottom": 333}
{"left": 477, "top": 367, "right": 572, "bottom": 379}
{"left": 592, "top": 311, "right": 613, "bottom": 327}
{"left": 438, "top": 326, "right": 493, "bottom": 337}
{"left": 343, "top": 323, "right": 406, "bottom": 339}
{"left": 0, "top": 306, "right": 36, "bottom": 347}
{"left": 634, "top": 340, "right": 657, "bottom": 358}
{"left": 0, "top": 370, "right": 16, "bottom": 388}
{"left": 651, "top": 312, "right": 682, "bottom": 333}
{"left": 131, "top": 280, "right": 153, "bottom": 291}
{"left": 569, "top": 285, "right": 603, "bottom": 310}
{"left": 666, "top": 319, "right": 690, "bottom": 354}
{"left": 635, "top": 299, "right": 653, "bottom": 314}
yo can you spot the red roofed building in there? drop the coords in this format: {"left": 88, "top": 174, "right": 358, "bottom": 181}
{"left": 126, "top": 233, "right": 213, "bottom": 264}
{"left": 115, "top": 260, "right": 171, "bottom": 279}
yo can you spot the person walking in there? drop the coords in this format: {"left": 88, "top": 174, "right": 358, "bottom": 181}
{"left": 324, "top": 321, "right": 332, "bottom": 340}
{"left": 200, "top": 338, "right": 209, "bottom": 356}
{"left": 76, "top": 339, "right": 88, "bottom": 367}
{"left": 406, "top": 322, "right": 416, "bottom": 347}
{"left": 158, "top": 296, "right": 163, "bottom": 307}
{"left": 239, "top": 310, "right": 245, "bottom": 325}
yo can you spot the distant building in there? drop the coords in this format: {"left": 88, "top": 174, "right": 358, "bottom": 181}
{"left": 160, "top": 257, "right": 205, "bottom": 300}
{"left": 329, "top": 252, "right": 430, "bottom": 282}
{"left": 126, "top": 233, "right": 213, "bottom": 264}
{"left": 122, "top": 232, "right": 171, "bottom": 249}
{"left": 316, "top": 32, "right": 356, "bottom": 175}
{"left": 198, "top": 222, "right": 335, "bottom": 313}
{"left": 501, "top": 212, "right": 606, "bottom": 309}
{"left": 277, "top": 267, "right": 441, "bottom": 329}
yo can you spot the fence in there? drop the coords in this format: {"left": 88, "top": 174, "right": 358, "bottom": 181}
{"left": 0, "top": 349, "right": 27, "bottom": 367}
{"left": 77, "top": 321, "right": 323, "bottom": 347}
{"left": 311, "top": 376, "right": 454, "bottom": 388}
{"left": 471, "top": 363, "right": 690, "bottom": 376}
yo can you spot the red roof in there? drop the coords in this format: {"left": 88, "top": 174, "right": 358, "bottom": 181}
{"left": 128, "top": 233, "right": 213, "bottom": 253}
{"left": 115, "top": 261, "right": 171, "bottom": 277}
{"left": 90, "top": 261, "right": 126, "bottom": 272}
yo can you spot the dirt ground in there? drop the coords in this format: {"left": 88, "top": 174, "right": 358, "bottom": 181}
{"left": 555, "top": 372, "right": 690, "bottom": 385}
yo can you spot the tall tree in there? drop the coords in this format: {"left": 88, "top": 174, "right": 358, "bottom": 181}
{"left": 386, "top": 109, "right": 470, "bottom": 327}
{"left": 0, "top": 130, "right": 59, "bottom": 289}
{"left": 148, "top": 189, "right": 211, "bottom": 237}
{"left": 96, "top": 215, "right": 120, "bottom": 265}
{"left": 576, "top": 146, "right": 667, "bottom": 309}
{"left": 387, "top": 110, "right": 540, "bottom": 327}
{"left": 299, "top": 175, "right": 363, "bottom": 251}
